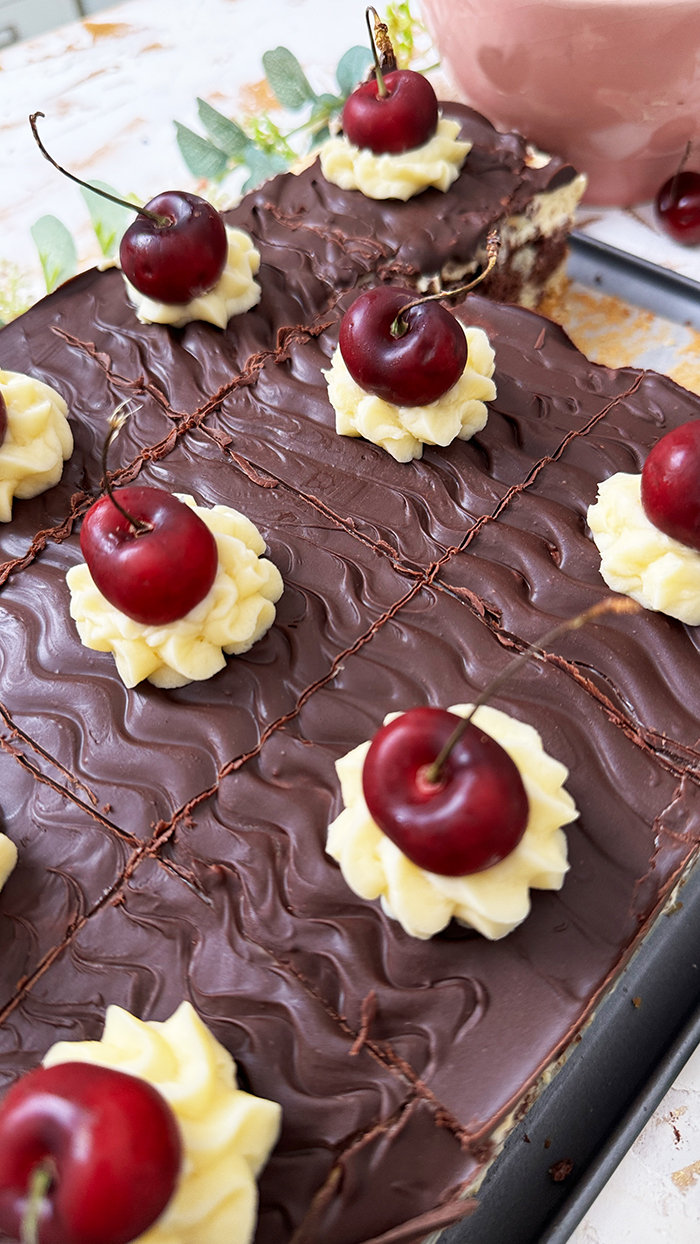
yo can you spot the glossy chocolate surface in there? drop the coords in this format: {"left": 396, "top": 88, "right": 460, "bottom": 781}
{"left": 0, "top": 127, "right": 698, "bottom": 1244}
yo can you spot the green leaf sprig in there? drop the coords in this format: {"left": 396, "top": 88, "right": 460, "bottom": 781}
{"left": 385, "top": 0, "right": 431, "bottom": 69}
{"left": 24, "top": 2, "right": 436, "bottom": 305}
{"left": 175, "top": 41, "right": 374, "bottom": 191}
{"left": 30, "top": 216, "right": 77, "bottom": 294}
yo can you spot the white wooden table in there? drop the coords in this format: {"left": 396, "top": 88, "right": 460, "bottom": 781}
{"left": 1, "top": 3, "right": 700, "bottom": 1240}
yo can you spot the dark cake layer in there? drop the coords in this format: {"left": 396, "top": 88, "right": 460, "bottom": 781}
{"left": 0, "top": 165, "right": 699, "bottom": 1244}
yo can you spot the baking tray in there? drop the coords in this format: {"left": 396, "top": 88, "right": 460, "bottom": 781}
{"left": 440, "top": 237, "right": 700, "bottom": 1244}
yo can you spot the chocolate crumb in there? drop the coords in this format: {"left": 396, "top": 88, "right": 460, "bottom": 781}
{"left": 632, "top": 996, "right": 642, "bottom": 1008}
{"left": 102, "top": 803, "right": 112, "bottom": 813}
{"left": 523, "top": 1133, "right": 531, "bottom": 1143}
{"left": 549, "top": 1158, "right": 574, "bottom": 1182}
{"left": 544, "top": 1137, "right": 552, "bottom": 1149}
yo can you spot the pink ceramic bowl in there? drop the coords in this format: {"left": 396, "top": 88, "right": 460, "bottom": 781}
{"left": 421, "top": 0, "right": 700, "bottom": 206}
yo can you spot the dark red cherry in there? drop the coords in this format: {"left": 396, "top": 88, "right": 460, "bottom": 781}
{"left": 0, "top": 392, "right": 7, "bottom": 450}
{"left": 339, "top": 286, "right": 466, "bottom": 406}
{"left": 80, "top": 487, "right": 218, "bottom": 626}
{"left": 0, "top": 1061, "right": 181, "bottom": 1244}
{"left": 342, "top": 69, "right": 439, "bottom": 155}
{"left": 119, "top": 192, "right": 227, "bottom": 304}
{"left": 655, "top": 170, "right": 700, "bottom": 246}
{"left": 641, "top": 420, "right": 700, "bottom": 550}
{"left": 362, "top": 707, "right": 529, "bottom": 876}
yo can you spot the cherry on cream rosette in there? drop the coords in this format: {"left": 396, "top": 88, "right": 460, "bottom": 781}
{"left": 68, "top": 489, "right": 283, "bottom": 689}
{"left": 320, "top": 9, "right": 470, "bottom": 201}
{"left": 325, "top": 241, "right": 499, "bottom": 464}
{"left": 0, "top": 371, "right": 73, "bottom": 522}
{"left": 30, "top": 113, "right": 260, "bottom": 330}
{"left": 328, "top": 703, "right": 576, "bottom": 940}
{"left": 588, "top": 421, "right": 700, "bottom": 625}
{"left": 327, "top": 601, "right": 643, "bottom": 940}
{"left": 43, "top": 1003, "right": 281, "bottom": 1244}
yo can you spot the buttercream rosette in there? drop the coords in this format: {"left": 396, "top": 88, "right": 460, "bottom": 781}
{"left": 0, "top": 369, "right": 73, "bottom": 522}
{"left": 325, "top": 324, "right": 496, "bottom": 463}
{"left": 327, "top": 704, "right": 577, "bottom": 940}
{"left": 43, "top": 1001, "right": 282, "bottom": 1244}
{"left": 67, "top": 495, "right": 283, "bottom": 688}
{"left": 123, "top": 227, "right": 261, "bottom": 329}
{"left": 588, "top": 472, "right": 700, "bottom": 626}
{"left": 320, "top": 116, "right": 471, "bottom": 201}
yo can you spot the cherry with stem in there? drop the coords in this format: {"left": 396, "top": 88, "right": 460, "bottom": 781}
{"left": 339, "top": 231, "right": 500, "bottom": 407}
{"left": 79, "top": 409, "right": 218, "bottom": 627}
{"left": 342, "top": 7, "right": 438, "bottom": 155}
{"left": 362, "top": 595, "right": 641, "bottom": 877}
{"left": 29, "top": 113, "right": 228, "bottom": 304}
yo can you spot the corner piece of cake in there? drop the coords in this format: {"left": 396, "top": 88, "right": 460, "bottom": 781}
{"left": 234, "top": 102, "right": 586, "bottom": 310}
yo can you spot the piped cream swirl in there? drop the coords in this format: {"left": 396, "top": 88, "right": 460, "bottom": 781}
{"left": 588, "top": 472, "right": 700, "bottom": 625}
{"left": 320, "top": 117, "right": 471, "bottom": 201}
{"left": 325, "top": 324, "right": 496, "bottom": 463}
{"left": 43, "top": 1001, "right": 282, "bottom": 1244}
{"left": 124, "top": 227, "right": 261, "bottom": 329}
{"left": 327, "top": 704, "right": 576, "bottom": 940}
{"left": 0, "top": 370, "right": 73, "bottom": 522}
{"left": 67, "top": 495, "right": 283, "bottom": 688}
{"left": 0, "top": 836, "right": 17, "bottom": 892}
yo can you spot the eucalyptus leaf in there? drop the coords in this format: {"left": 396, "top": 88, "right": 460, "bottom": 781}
{"left": 80, "top": 181, "right": 131, "bottom": 257}
{"left": 336, "top": 45, "right": 373, "bottom": 96}
{"left": 174, "top": 122, "right": 228, "bottom": 179}
{"left": 30, "top": 216, "right": 77, "bottom": 294}
{"left": 310, "top": 125, "right": 331, "bottom": 149}
{"left": 197, "top": 99, "right": 248, "bottom": 158}
{"left": 262, "top": 47, "right": 316, "bottom": 110}
{"left": 242, "top": 144, "right": 289, "bottom": 192}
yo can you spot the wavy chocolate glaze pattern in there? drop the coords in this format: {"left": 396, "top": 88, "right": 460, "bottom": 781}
{"left": 2, "top": 129, "right": 700, "bottom": 1244}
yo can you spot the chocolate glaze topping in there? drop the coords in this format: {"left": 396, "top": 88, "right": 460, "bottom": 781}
{"left": 233, "top": 103, "right": 577, "bottom": 287}
{"left": 0, "top": 122, "right": 699, "bottom": 1244}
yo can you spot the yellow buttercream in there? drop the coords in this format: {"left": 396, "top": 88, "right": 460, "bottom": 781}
{"left": 327, "top": 704, "right": 576, "bottom": 940}
{"left": 325, "top": 325, "right": 496, "bottom": 463}
{"left": 0, "top": 835, "right": 17, "bottom": 891}
{"left": 124, "top": 227, "right": 261, "bottom": 329}
{"left": 320, "top": 117, "right": 471, "bottom": 201}
{"left": 588, "top": 472, "right": 700, "bottom": 626}
{"left": 66, "top": 495, "right": 283, "bottom": 689}
{"left": 0, "top": 370, "right": 73, "bottom": 522}
{"left": 43, "top": 1001, "right": 282, "bottom": 1244}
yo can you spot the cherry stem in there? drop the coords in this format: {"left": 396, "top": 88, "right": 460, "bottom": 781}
{"left": 20, "top": 1160, "right": 54, "bottom": 1244}
{"left": 425, "top": 596, "right": 642, "bottom": 784}
{"left": 390, "top": 231, "right": 500, "bottom": 339}
{"left": 100, "top": 404, "right": 153, "bottom": 535}
{"left": 29, "top": 113, "right": 170, "bottom": 228}
{"left": 366, "top": 7, "right": 389, "bottom": 99}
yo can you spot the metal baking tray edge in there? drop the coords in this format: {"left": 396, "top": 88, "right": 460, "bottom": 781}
{"left": 568, "top": 230, "right": 700, "bottom": 329}
{"left": 439, "top": 238, "right": 700, "bottom": 1244}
